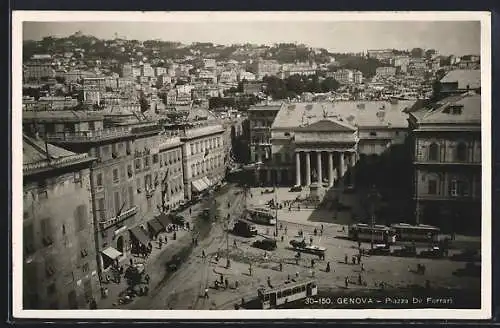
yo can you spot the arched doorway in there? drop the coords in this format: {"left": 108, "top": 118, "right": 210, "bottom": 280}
{"left": 116, "top": 236, "right": 124, "bottom": 254}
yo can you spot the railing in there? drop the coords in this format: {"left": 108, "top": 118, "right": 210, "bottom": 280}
{"left": 45, "top": 127, "right": 131, "bottom": 142}
{"left": 99, "top": 205, "right": 138, "bottom": 230}
{"left": 23, "top": 153, "right": 90, "bottom": 173}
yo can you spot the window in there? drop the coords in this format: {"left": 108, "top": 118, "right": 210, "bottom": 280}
{"left": 428, "top": 143, "right": 439, "bottom": 161}
{"left": 23, "top": 223, "right": 35, "bottom": 255}
{"left": 74, "top": 171, "right": 81, "bottom": 183}
{"left": 75, "top": 205, "right": 87, "bottom": 232}
{"left": 144, "top": 174, "right": 152, "bottom": 189}
{"left": 127, "top": 165, "right": 133, "bottom": 178}
{"left": 275, "top": 153, "right": 282, "bottom": 163}
{"left": 369, "top": 131, "right": 377, "bottom": 137}
{"left": 111, "top": 144, "right": 118, "bottom": 158}
{"left": 45, "top": 256, "right": 55, "bottom": 278}
{"left": 428, "top": 180, "right": 437, "bottom": 195}
{"left": 97, "top": 198, "right": 105, "bottom": 220}
{"left": 135, "top": 159, "right": 142, "bottom": 171}
{"left": 126, "top": 141, "right": 131, "bottom": 155}
{"left": 456, "top": 142, "right": 467, "bottom": 162}
{"left": 128, "top": 186, "right": 134, "bottom": 208}
{"left": 112, "top": 169, "right": 119, "bottom": 183}
{"left": 82, "top": 263, "right": 90, "bottom": 273}
{"left": 41, "top": 218, "right": 53, "bottom": 246}
{"left": 144, "top": 156, "right": 150, "bottom": 169}
{"left": 96, "top": 173, "right": 103, "bottom": 187}
{"left": 153, "top": 154, "right": 159, "bottom": 164}
{"left": 190, "top": 144, "right": 194, "bottom": 155}
{"left": 114, "top": 192, "right": 121, "bottom": 214}
{"left": 120, "top": 165, "right": 126, "bottom": 179}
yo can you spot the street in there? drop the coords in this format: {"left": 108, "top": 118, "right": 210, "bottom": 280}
{"left": 115, "top": 185, "right": 482, "bottom": 310}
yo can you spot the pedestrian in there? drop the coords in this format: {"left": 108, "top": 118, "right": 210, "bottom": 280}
{"left": 298, "top": 205, "right": 300, "bottom": 211}
{"left": 287, "top": 274, "right": 291, "bottom": 281}
{"left": 310, "top": 237, "right": 313, "bottom": 245}
{"left": 281, "top": 235, "right": 284, "bottom": 242}
{"left": 173, "top": 231, "right": 177, "bottom": 240}
{"left": 189, "top": 208, "right": 192, "bottom": 216}
{"left": 326, "top": 262, "right": 331, "bottom": 272}
{"left": 279, "top": 262, "right": 283, "bottom": 272}
{"left": 129, "top": 258, "right": 133, "bottom": 266}
{"left": 233, "top": 239, "right": 237, "bottom": 248}
{"left": 267, "top": 276, "right": 272, "bottom": 288}
{"left": 280, "top": 223, "right": 283, "bottom": 230}
{"left": 158, "top": 237, "right": 163, "bottom": 249}
{"left": 220, "top": 274, "right": 224, "bottom": 284}
{"left": 225, "top": 278, "right": 229, "bottom": 289}
{"left": 358, "top": 274, "right": 362, "bottom": 285}
{"left": 204, "top": 288, "right": 209, "bottom": 299}
{"left": 358, "top": 240, "right": 361, "bottom": 248}
{"left": 344, "top": 254, "right": 348, "bottom": 264}
{"left": 345, "top": 276, "right": 349, "bottom": 288}
{"left": 249, "top": 264, "right": 253, "bottom": 276}
{"left": 285, "top": 226, "right": 288, "bottom": 235}
{"left": 352, "top": 256, "right": 356, "bottom": 265}
{"left": 235, "top": 280, "right": 239, "bottom": 289}
{"left": 314, "top": 228, "right": 317, "bottom": 236}
{"left": 321, "top": 224, "right": 324, "bottom": 234}
{"left": 148, "top": 242, "right": 153, "bottom": 251}
{"left": 311, "top": 259, "right": 315, "bottom": 268}
{"left": 296, "top": 272, "right": 299, "bottom": 278}
{"left": 202, "top": 249, "right": 206, "bottom": 259}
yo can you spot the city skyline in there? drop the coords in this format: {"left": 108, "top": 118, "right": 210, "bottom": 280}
{"left": 23, "top": 20, "right": 480, "bottom": 57}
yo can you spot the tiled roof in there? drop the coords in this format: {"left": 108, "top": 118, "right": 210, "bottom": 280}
{"left": 417, "top": 92, "right": 481, "bottom": 125}
{"left": 440, "top": 69, "right": 481, "bottom": 89}
{"left": 271, "top": 101, "right": 414, "bottom": 130}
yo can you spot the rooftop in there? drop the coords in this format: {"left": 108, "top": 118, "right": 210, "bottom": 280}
{"left": 272, "top": 101, "right": 415, "bottom": 130}
{"left": 23, "top": 134, "right": 93, "bottom": 176}
{"left": 411, "top": 92, "right": 481, "bottom": 126}
{"left": 440, "top": 69, "right": 481, "bottom": 90}
{"left": 23, "top": 110, "right": 104, "bottom": 122}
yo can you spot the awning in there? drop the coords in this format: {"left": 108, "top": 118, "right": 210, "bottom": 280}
{"left": 202, "top": 177, "right": 212, "bottom": 187}
{"left": 192, "top": 179, "right": 208, "bottom": 193}
{"left": 101, "top": 247, "right": 122, "bottom": 261}
{"left": 156, "top": 213, "right": 171, "bottom": 228}
{"left": 129, "top": 226, "right": 150, "bottom": 246}
{"left": 147, "top": 218, "right": 164, "bottom": 235}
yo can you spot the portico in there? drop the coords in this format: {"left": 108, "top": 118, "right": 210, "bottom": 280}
{"left": 294, "top": 149, "right": 357, "bottom": 187}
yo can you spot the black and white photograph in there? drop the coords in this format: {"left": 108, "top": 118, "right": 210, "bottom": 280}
{"left": 11, "top": 11, "right": 491, "bottom": 320}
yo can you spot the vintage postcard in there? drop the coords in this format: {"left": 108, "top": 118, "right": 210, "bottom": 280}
{"left": 11, "top": 11, "right": 491, "bottom": 320}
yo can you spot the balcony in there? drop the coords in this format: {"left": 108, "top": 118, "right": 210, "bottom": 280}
{"left": 45, "top": 127, "right": 132, "bottom": 143}
{"left": 99, "top": 205, "right": 138, "bottom": 230}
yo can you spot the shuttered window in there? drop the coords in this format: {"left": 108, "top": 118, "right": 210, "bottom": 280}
{"left": 75, "top": 205, "right": 87, "bottom": 232}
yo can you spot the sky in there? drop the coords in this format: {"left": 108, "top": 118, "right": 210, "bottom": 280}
{"left": 22, "top": 21, "right": 481, "bottom": 56}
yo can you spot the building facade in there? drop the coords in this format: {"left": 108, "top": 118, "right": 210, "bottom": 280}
{"left": 180, "top": 124, "right": 226, "bottom": 200}
{"left": 23, "top": 135, "right": 99, "bottom": 309}
{"left": 409, "top": 92, "right": 481, "bottom": 233}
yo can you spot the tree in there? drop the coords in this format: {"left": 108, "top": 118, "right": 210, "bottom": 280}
{"left": 410, "top": 48, "right": 424, "bottom": 58}
{"left": 320, "top": 77, "right": 340, "bottom": 92}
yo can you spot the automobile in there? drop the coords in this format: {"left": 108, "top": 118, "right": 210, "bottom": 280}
{"left": 170, "top": 214, "right": 185, "bottom": 225}
{"left": 391, "top": 245, "right": 417, "bottom": 257}
{"left": 453, "top": 262, "right": 481, "bottom": 277}
{"left": 166, "top": 255, "right": 181, "bottom": 272}
{"left": 450, "top": 249, "right": 481, "bottom": 262}
{"left": 367, "top": 244, "right": 391, "bottom": 256}
{"left": 418, "top": 246, "right": 444, "bottom": 258}
{"left": 289, "top": 239, "right": 326, "bottom": 256}
{"left": 261, "top": 188, "right": 275, "bottom": 194}
{"left": 290, "top": 185, "right": 302, "bottom": 192}
{"left": 233, "top": 220, "right": 258, "bottom": 237}
{"left": 252, "top": 238, "right": 277, "bottom": 251}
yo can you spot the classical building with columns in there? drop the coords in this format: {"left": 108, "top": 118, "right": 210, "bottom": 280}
{"left": 254, "top": 100, "right": 414, "bottom": 187}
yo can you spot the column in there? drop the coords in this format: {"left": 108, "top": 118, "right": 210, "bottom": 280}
{"left": 305, "top": 152, "right": 311, "bottom": 186}
{"left": 339, "top": 152, "right": 345, "bottom": 179}
{"left": 316, "top": 152, "right": 322, "bottom": 185}
{"left": 295, "top": 152, "right": 301, "bottom": 186}
{"left": 328, "top": 152, "right": 334, "bottom": 187}
{"left": 266, "top": 169, "right": 272, "bottom": 185}
{"left": 350, "top": 152, "right": 356, "bottom": 186}
{"left": 276, "top": 170, "right": 282, "bottom": 185}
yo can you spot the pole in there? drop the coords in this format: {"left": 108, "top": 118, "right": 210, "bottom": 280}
{"left": 274, "top": 183, "right": 278, "bottom": 239}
